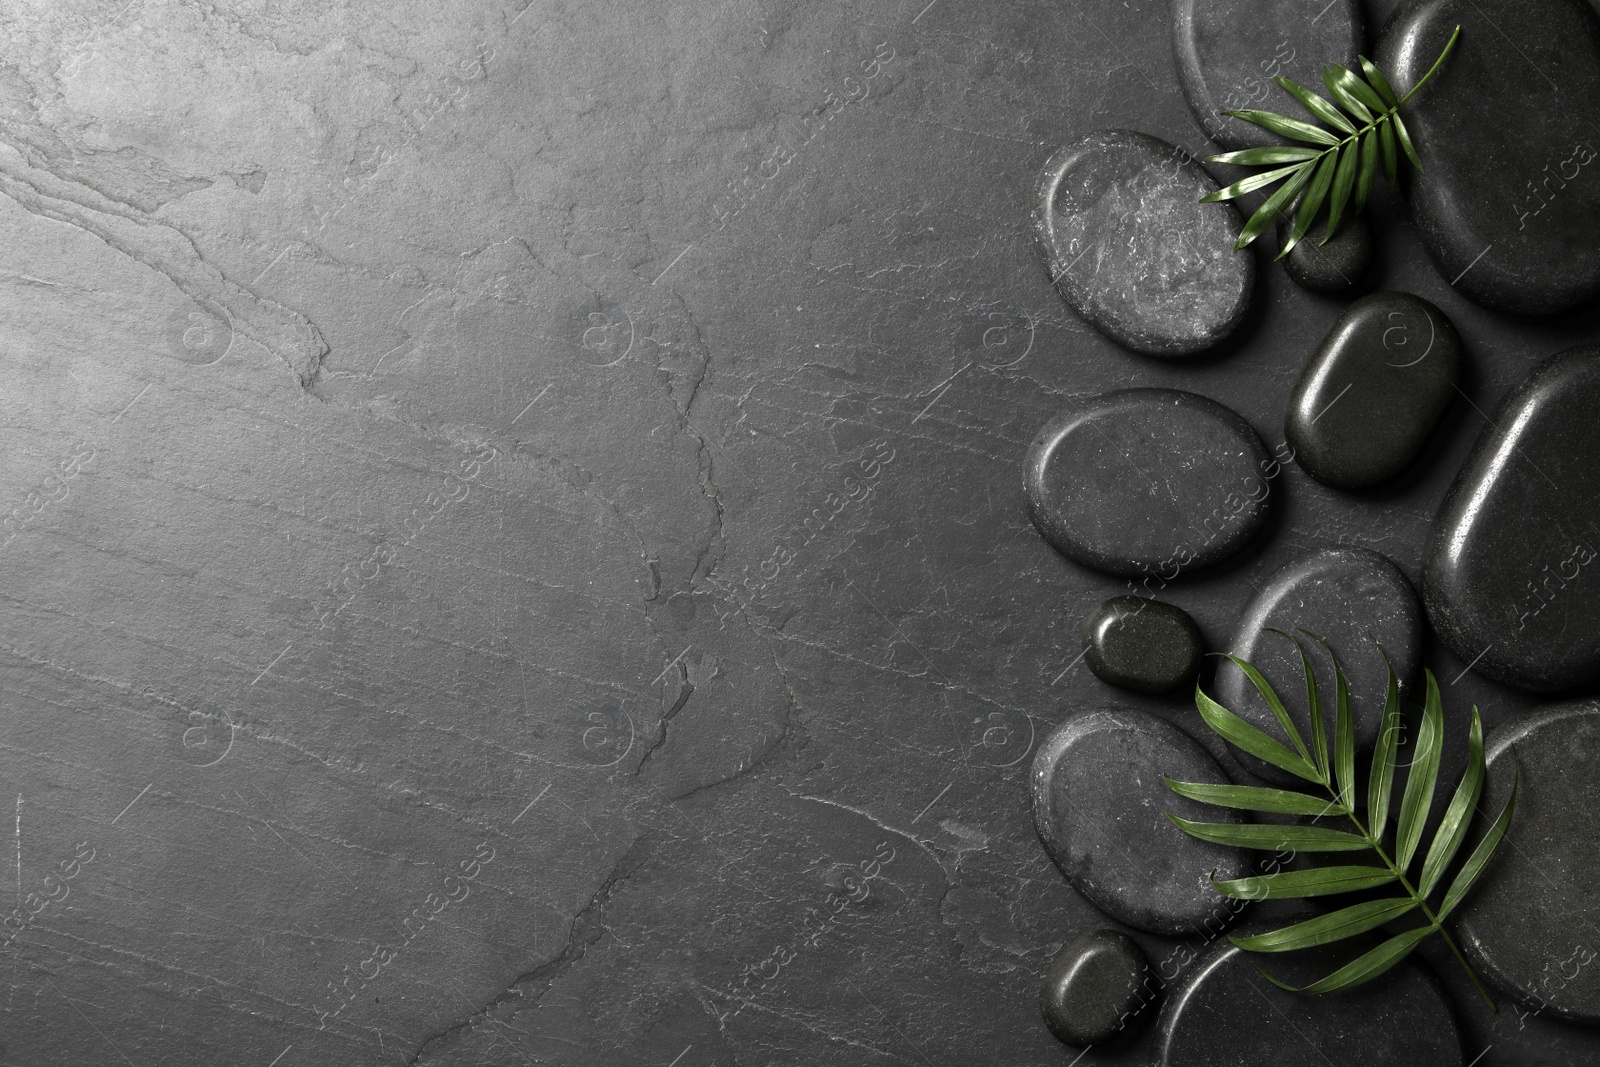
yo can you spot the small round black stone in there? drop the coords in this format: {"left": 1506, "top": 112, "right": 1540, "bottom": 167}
{"left": 1083, "top": 596, "right": 1203, "bottom": 694}
{"left": 1040, "top": 929, "right": 1155, "bottom": 1047}
{"left": 1278, "top": 214, "right": 1373, "bottom": 295}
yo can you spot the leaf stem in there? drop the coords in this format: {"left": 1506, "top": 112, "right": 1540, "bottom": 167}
{"left": 1399, "top": 24, "right": 1462, "bottom": 105}
{"left": 1311, "top": 771, "right": 1497, "bottom": 1010}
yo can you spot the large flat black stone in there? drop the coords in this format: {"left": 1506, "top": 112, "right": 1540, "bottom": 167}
{"left": 1456, "top": 701, "right": 1600, "bottom": 1023}
{"left": 1424, "top": 346, "right": 1600, "bottom": 692}
{"left": 1174, "top": 0, "right": 1363, "bottom": 150}
{"left": 1034, "top": 130, "right": 1254, "bottom": 356}
{"left": 1376, "top": 0, "right": 1600, "bottom": 315}
{"left": 1024, "top": 388, "right": 1276, "bottom": 579}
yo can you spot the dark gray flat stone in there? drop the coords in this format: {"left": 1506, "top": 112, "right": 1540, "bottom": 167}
{"left": 1423, "top": 346, "right": 1600, "bottom": 692}
{"left": 1034, "top": 130, "right": 1254, "bottom": 356}
{"left": 1280, "top": 213, "right": 1374, "bottom": 294}
{"left": 1456, "top": 701, "right": 1600, "bottom": 1023}
{"left": 1174, "top": 0, "right": 1363, "bottom": 150}
{"left": 1040, "top": 929, "right": 1155, "bottom": 1046}
{"left": 1024, "top": 388, "right": 1275, "bottom": 578}
{"left": 1376, "top": 0, "right": 1600, "bottom": 315}
{"left": 1153, "top": 923, "right": 1465, "bottom": 1066}
{"left": 1030, "top": 708, "right": 1251, "bottom": 936}
{"left": 1084, "top": 595, "right": 1204, "bottom": 694}
{"left": 1217, "top": 546, "right": 1423, "bottom": 785}
{"left": 1285, "top": 291, "right": 1461, "bottom": 490}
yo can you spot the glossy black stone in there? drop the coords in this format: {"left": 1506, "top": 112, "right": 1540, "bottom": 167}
{"left": 1153, "top": 924, "right": 1465, "bottom": 1066}
{"left": 1456, "top": 701, "right": 1600, "bottom": 1023}
{"left": 1217, "top": 547, "right": 1423, "bottom": 785}
{"left": 1024, "top": 389, "right": 1276, "bottom": 579}
{"left": 1279, "top": 213, "right": 1374, "bottom": 294}
{"left": 1034, "top": 130, "right": 1254, "bottom": 356}
{"left": 1030, "top": 708, "right": 1251, "bottom": 936}
{"left": 1040, "top": 929, "right": 1155, "bottom": 1047}
{"left": 1083, "top": 595, "right": 1204, "bottom": 694}
{"left": 1174, "top": 0, "right": 1363, "bottom": 150}
{"left": 1424, "top": 346, "right": 1600, "bottom": 692}
{"left": 1285, "top": 291, "right": 1461, "bottom": 490}
{"left": 1375, "top": 0, "right": 1600, "bottom": 315}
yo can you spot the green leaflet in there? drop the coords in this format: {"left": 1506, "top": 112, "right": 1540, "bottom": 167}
{"left": 1199, "top": 26, "right": 1461, "bottom": 254}
{"left": 1166, "top": 631, "right": 1515, "bottom": 1009}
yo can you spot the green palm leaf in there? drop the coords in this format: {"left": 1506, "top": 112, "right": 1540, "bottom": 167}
{"left": 1197, "top": 25, "right": 1461, "bottom": 251}
{"left": 1166, "top": 636, "right": 1514, "bottom": 1009}
{"left": 1212, "top": 865, "right": 1396, "bottom": 900}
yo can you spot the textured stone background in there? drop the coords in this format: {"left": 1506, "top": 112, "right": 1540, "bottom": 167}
{"left": 0, "top": 0, "right": 1597, "bottom": 1063}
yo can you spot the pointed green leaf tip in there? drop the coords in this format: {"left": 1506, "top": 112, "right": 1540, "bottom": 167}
{"left": 1200, "top": 26, "right": 1462, "bottom": 253}
{"left": 1164, "top": 628, "right": 1513, "bottom": 1008}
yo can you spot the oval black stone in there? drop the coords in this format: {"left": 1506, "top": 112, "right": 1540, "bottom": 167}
{"left": 1456, "top": 701, "right": 1600, "bottom": 1023}
{"left": 1216, "top": 547, "right": 1423, "bottom": 785}
{"left": 1031, "top": 708, "right": 1251, "bottom": 936}
{"left": 1024, "top": 389, "right": 1276, "bottom": 579}
{"left": 1084, "top": 596, "right": 1204, "bottom": 694}
{"left": 1034, "top": 130, "right": 1254, "bottom": 356}
{"left": 1174, "top": 0, "right": 1363, "bottom": 150}
{"left": 1375, "top": 0, "right": 1600, "bottom": 315}
{"left": 1040, "top": 929, "right": 1155, "bottom": 1047}
{"left": 1153, "top": 923, "right": 1465, "bottom": 1066}
{"left": 1279, "top": 213, "right": 1374, "bottom": 294}
{"left": 1423, "top": 346, "right": 1600, "bottom": 692}
{"left": 1285, "top": 291, "right": 1461, "bottom": 490}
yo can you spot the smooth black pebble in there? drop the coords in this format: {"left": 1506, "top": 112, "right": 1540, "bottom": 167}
{"left": 1084, "top": 596, "right": 1204, "bottom": 694}
{"left": 1153, "top": 923, "right": 1465, "bottom": 1066}
{"left": 1174, "top": 0, "right": 1363, "bottom": 150}
{"left": 1034, "top": 130, "right": 1253, "bottom": 356}
{"left": 1285, "top": 291, "right": 1460, "bottom": 490}
{"left": 1375, "top": 0, "right": 1600, "bottom": 315}
{"left": 1456, "top": 701, "right": 1600, "bottom": 1023}
{"left": 1279, "top": 213, "right": 1374, "bottom": 294}
{"left": 1424, "top": 346, "right": 1600, "bottom": 692}
{"left": 1216, "top": 546, "right": 1422, "bottom": 785}
{"left": 1031, "top": 708, "right": 1251, "bottom": 936}
{"left": 1024, "top": 388, "right": 1276, "bottom": 579}
{"left": 1040, "top": 929, "right": 1155, "bottom": 1047}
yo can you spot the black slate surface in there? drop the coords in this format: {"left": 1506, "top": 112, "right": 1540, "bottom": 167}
{"left": 1, "top": 1, "right": 1598, "bottom": 1065}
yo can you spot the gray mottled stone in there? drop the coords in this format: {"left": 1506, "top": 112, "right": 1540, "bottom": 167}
{"left": 1024, "top": 388, "right": 1276, "bottom": 579}
{"left": 1279, "top": 213, "right": 1374, "bottom": 294}
{"left": 1285, "top": 291, "right": 1460, "bottom": 490}
{"left": 1376, "top": 0, "right": 1600, "bottom": 315}
{"left": 1153, "top": 923, "right": 1465, "bottom": 1065}
{"left": 1175, "top": 0, "right": 1363, "bottom": 150}
{"left": 1084, "top": 595, "right": 1204, "bottom": 695}
{"left": 1217, "top": 547, "right": 1423, "bottom": 785}
{"left": 1030, "top": 708, "right": 1251, "bottom": 936}
{"left": 1424, "top": 346, "right": 1600, "bottom": 692}
{"left": 1040, "top": 929, "right": 1156, "bottom": 1047}
{"left": 1034, "top": 130, "right": 1254, "bottom": 356}
{"left": 1456, "top": 701, "right": 1600, "bottom": 1023}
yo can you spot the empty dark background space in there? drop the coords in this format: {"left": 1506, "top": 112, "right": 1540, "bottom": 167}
{"left": 0, "top": 0, "right": 1595, "bottom": 1063}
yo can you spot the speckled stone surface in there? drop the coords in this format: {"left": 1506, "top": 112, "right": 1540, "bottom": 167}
{"left": 1424, "top": 346, "right": 1600, "bottom": 693}
{"left": 1456, "top": 701, "right": 1600, "bottom": 1023}
{"left": 1174, "top": 0, "right": 1363, "bottom": 150}
{"left": 1024, "top": 388, "right": 1277, "bottom": 579}
{"left": 1216, "top": 546, "right": 1424, "bottom": 785}
{"left": 1030, "top": 708, "right": 1251, "bottom": 936}
{"left": 1153, "top": 923, "right": 1465, "bottom": 1066}
{"left": 1280, "top": 213, "right": 1375, "bottom": 294}
{"left": 1084, "top": 595, "right": 1204, "bottom": 694}
{"left": 1034, "top": 129, "right": 1254, "bottom": 356}
{"left": 1285, "top": 291, "right": 1460, "bottom": 490}
{"left": 1376, "top": 0, "right": 1600, "bottom": 315}
{"left": 1040, "top": 929, "right": 1155, "bottom": 1047}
